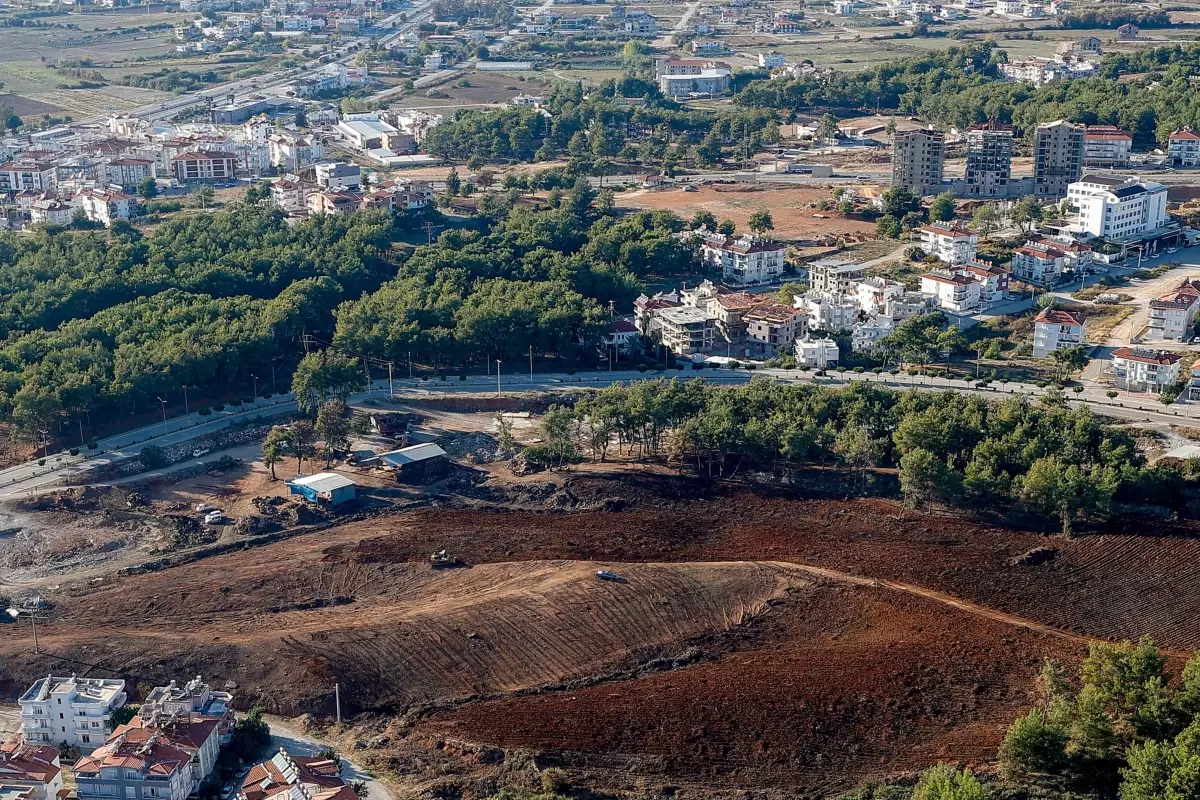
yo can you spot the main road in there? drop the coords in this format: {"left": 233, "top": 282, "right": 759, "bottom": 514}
{"left": 2, "top": 364, "right": 1196, "bottom": 499}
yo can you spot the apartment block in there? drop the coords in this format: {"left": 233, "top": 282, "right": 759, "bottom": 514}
{"left": 1168, "top": 127, "right": 1200, "bottom": 168}
{"left": 1034, "top": 120, "right": 1084, "bottom": 200}
{"left": 141, "top": 676, "right": 235, "bottom": 744}
{"left": 962, "top": 123, "right": 1014, "bottom": 197}
{"left": 696, "top": 233, "right": 786, "bottom": 286}
{"left": 1083, "top": 125, "right": 1132, "bottom": 168}
{"left": 19, "top": 676, "right": 127, "bottom": 750}
{"left": 0, "top": 742, "right": 63, "bottom": 800}
{"left": 1032, "top": 308, "right": 1086, "bottom": 358}
{"left": 1148, "top": 279, "right": 1200, "bottom": 341}
{"left": 1111, "top": 348, "right": 1182, "bottom": 394}
{"left": 1067, "top": 175, "right": 1168, "bottom": 239}
{"left": 891, "top": 128, "right": 945, "bottom": 196}
{"left": 74, "top": 731, "right": 193, "bottom": 800}
{"left": 807, "top": 258, "right": 865, "bottom": 295}
{"left": 916, "top": 222, "right": 978, "bottom": 265}
{"left": 920, "top": 269, "right": 982, "bottom": 314}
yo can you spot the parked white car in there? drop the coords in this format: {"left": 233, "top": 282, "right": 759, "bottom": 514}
{"left": 203, "top": 510, "right": 225, "bottom": 525}
{"left": 193, "top": 447, "right": 210, "bottom": 458}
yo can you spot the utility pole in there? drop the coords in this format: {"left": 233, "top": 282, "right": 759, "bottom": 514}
{"left": 6, "top": 603, "right": 39, "bottom": 654}
{"left": 78, "top": 419, "right": 85, "bottom": 448}
{"left": 157, "top": 397, "right": 167, "bottom": 426}
{"left": 335, "top": 683, "right": 341, "bottom": 724}
{"left": 183, "top": 385, "right": 189, "bottom": 415}
{"left": 251, "top": 374, "right": 258, "bottom": 399}
{"left": 496, "top": 360, "right": 501, "bottom": 397}
{"left": 529, "top": 346, "right": 533, "bottom": 383}
{"left": 388, "top": 362, "right": 394, "bottom": 397}
{"left": 408, "top": 351, "right": 412, "bottom": 378}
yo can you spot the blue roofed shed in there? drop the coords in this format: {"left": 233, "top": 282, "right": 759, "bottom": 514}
{"left": 287, "top": 472, "right": 357, "bottom": 506}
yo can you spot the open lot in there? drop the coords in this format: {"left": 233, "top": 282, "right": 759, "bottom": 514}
{"left": 616, "top": 183, "right": 877, "bottom": 245}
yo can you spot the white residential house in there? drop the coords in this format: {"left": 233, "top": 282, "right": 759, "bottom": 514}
{"left": 961, "top": 262, "right": 1011, "bottom": 307}
{"left": 795, "top": 335, "right": 840, "bottom": 368}
{"left": 1111, "top": 348, "right": 1182, "bottom": 394}
{"left": 855, "top": 276, "right": 905, "bottom": 315}
{"left": 29, "top": 198, "right": 75, "bottom": 227}
{"left": 1148, "top": 279, "right": 1200, "bottom": 341}
{"left": 697, "top": 232, "right": 786, "bottom": 286}
{"left": 74, "top": 189, "right": 135, "bottom": 227}
{"left": 917, "top": 222, "right": 978, "bottom": 265}
{"left": 104, "top": 158, "right": 155, "bottom": 189}
{"left": 1067, "top": 175, "right": 1169, "bottom": 239}
{"left": 757, "top": 51, "right": 786, "bottom": 68}
{"left": 1032, "top": 308, "right": 1086, "bottom": 358}
{"left": 314, "top": 162, "right": 361, "bottom": 192}
{"left": 852, "top": 314, "right": 895, "bottom": 353}
{"left": 1169, "top": 128, "right": 1200, "bottom": 168}
{"left": 141, "top": 676, "right": 235, "bottom": 745}
{"left": 268, "top": 132, "right": 324, "bottom": 171}
{"left": 1083, "top": 125, "right": 1132, "bottom": 168}
{"left": 797, "top": 291, "right": 859, "bottom": 332}
{"left": 604, "top": 320, "right": 640, "bottom": 356}
{"left": 1011, "top": 238, "right": 1092, "bottom": 287}
{"left": 920, "top": 269, "right": 981, "bottom": 314}
{"left": 19, "top": 676, "right": 127, "bottom": 750}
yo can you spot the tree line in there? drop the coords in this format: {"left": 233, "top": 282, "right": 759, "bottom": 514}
{"left": 735, "top": 41, "right": 1200, "bottom": 147}
{"left": 533, "top": 377, "right": 1190, "bottom": 534}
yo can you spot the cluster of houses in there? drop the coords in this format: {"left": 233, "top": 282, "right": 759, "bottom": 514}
{"left": 173, "top": 0, "right": 387, "bottom": 51}
{"left": 0, "top": 98, "right": 445, "bottom": 229}
{"left": 998, "top": 37, "right": 1101, "bottom": 87}
{"left": 1, "top": 675, "right": 357, "bottom": 800}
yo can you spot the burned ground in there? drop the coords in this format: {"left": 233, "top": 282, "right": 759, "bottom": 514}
{"left": 2, "top": 470, "right": 1196, "bottom": 795}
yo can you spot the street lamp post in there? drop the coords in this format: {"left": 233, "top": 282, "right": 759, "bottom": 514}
{"left": 157, "top": 397, "right": 167, "bottom": 426}
{"left": 251, "top": 374, "right": 259, "bottom": 399}
{"left": 6, "top": 605, "right": 39, "bottom": 654}
{"left": 182, "top": 385, "right": 189, "bottom": 415}
{"left": 496, "top": 360, "right": 502, "bottom": 397}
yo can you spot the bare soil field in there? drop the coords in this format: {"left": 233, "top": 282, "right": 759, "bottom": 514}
{"left": 616, "top": 185, "right": 877, "bottom": 243}
{"left": 4, "top": 470, "right": 1200, "bottom": 794}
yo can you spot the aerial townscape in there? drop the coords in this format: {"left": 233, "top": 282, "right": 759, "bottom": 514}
{"left": 13, "top": 0, "right": 1200, "bottom": 798}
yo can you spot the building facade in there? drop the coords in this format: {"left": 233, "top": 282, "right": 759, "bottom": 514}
{"left": 1111, "top": 348, "right": 1181, "bottom": 393}
{"left": 891, "top": 128, "right": 945, "bottom": 196}
{"left": 697, "top": 233, "right": 786, "bottom": 286}
{"left": 1033, "top": 120, "right": 1084, "bottom": 200}
{"left": 1083, "top": 125, "right": 1132, "bottom": 168}
{"left": 19, "top": 677, "right": 127, "bottom": 750}
{"left": 962, "top": 123, "right": 1014, "bottom": 197}
{"left": 1168, "top": 128, "right": 1200, "bottom": 168}
{"left": 1148, "top": 279, "right": 1200, "bottom": 341}
{"left": 1032, "top": 308, "right": 1086, "bottom": 358}
{"left": 1067, "top": 175, "right": 1169, "bottom": 239}
{"left": 916, "top": 222, "right": 978, "bottom": 265}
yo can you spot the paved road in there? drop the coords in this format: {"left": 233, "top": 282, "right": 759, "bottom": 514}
{"left": 265, "top": 715, "right": 394, "bottom": 800}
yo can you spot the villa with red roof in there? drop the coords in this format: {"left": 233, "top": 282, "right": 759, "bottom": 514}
{"left": 1169, "top": 127, "right": 1200, "bottom": 168}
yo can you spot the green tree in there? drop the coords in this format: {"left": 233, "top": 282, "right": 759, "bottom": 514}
{"left": 446, "top": 167, "right": 462, "bottom": 196}
{"left": 1013, "top": 196, "right": 1046, "bottom": 233}
{"left": 191, "top": 185, "right": 214, "bottom": 210}
{"left": 999, "top": 709, "right": 1069, "bottom": 778}
{"left": 1051, "top": 345, "right": 1090, "bottom": 381}
{"left": 912, "top": 764, "right": 985, "bottom": 800}
{"left": 315, "top": 399, "right": 351, "bottom": 466}
{"left": 1019, "top": 456, "right": 1116, "bottom": 535}
{"left": 136, "top": 176, "right": 158, "bottom": 200}
{"left": 899, "top": 447, "right": 954, "bottom": 510}
{"left": 290, "top": 419, "right": 317, "bottom": 473}
{"left": 876, "top": 214, "right": 901, "bottom": 239}
{"left": 292, "top": 351, "right": 366, "bottom": 414}
{"left": 880, "top": 187, "right": 921, "bottom": 218}
{"left": 748, "top": 210, "right": 774, "bottom": 235}
{"left": 139, "top": 444, "right": 167, "bottom": 469}
{"left": 816, "top": 113, "right": 840, "bottom": 144}
{"left": 691, "top": 210, "right": 718, "bottom": 230}
{"left": 109, "top": 705, "right": 139, "bottom": 731}
{"left": 972, "top": 202, "right": 1001, "bottom": 240}
{"left": 929, "top": 191, "right": 956, "bottom": 222}
{"left": 718, "top": 219, "right": 736, "bottom": 236}
{"left": 263, "top": 426, "right": 289, "bottom": 480}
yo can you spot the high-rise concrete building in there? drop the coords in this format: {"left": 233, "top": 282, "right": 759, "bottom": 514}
{"left": 1034, "top": 120, "right": 1084, "bottom": 200}
{"left": 963, "top": 122, "right": 1014, "bottom": 197}
{"left": 891, "top": 128, "right": 945, "bottom": 196}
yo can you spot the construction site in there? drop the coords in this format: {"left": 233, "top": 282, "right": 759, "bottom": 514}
{"left": 2, "top": 398, "right": 1200, "bottom": 797}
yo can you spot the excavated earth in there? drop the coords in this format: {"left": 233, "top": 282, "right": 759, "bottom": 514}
{"left": 2, "top": 472, "right": 1198, "bottom": 796}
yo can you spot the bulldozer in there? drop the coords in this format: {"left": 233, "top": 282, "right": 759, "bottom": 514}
{"left": 430, "top": 549, "right": 460, "bottom": 569}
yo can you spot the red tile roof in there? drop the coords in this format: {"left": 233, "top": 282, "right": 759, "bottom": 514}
{"left": 1112, "top": 347, "right": 1181, "bottom": 365}
{"left": 1034, "top": 308, "right": 1084, "bottom": 327}
{"left": 0, "top": 742, "right": 60, "bottom": 785}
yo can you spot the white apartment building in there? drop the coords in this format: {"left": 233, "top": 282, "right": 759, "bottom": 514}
{"left": 1032, "top": 308, "right": 1086, "bottom": 358}
{"left": 104, "top": 158, "right": 155, "bottom": 189}
{"left": 795, "top": 335, "right": 840, "bottom": 368}
{"left": 808, "top": 258, "right": 865, "bottom": 295}
{"left": 797, "top": 291, "right": 859, "bottom": 332}
{"left": 852, "top": 314, "right": 895, "bottom": 353}
{"left": 697, "top": 233, "right": 786, "bottom": 286}
{"left": 19, "top": 676, "right": 127, "bottom": 750}
{"left": 1148, "top": 279, "right": 1200, "bottom": 341}
{"left": 1083, "top": 125, "right": 1132, "bottom": 168}
{"left": 0, "top": 161, "right": 55, "bottom": 192}
{"left": 74, "top": 189, "right": 135, "bottom": 227}
{"left": 1111, "top": 348, "right": 1182, "bottom": 394}
{"left": 757, "top": 51, "right": 785, "bottom": 68}
{"left": 29, "top": 199, "right": 74, "bottom": 227}
{"left": 314, "top": 162, "right": 361, "bottom": 192}
{"left": 1168, "top": 128, "right": 1200, "bottom": 168}
{"left": 1067, "top": 175, "right": 1169, "bottom": 239}
{"left": 856, "top": 276, "right": 905, "bottom": 315}
{"left": 920, "top": 269, "right": 981, "bottom": 314}
{"left": 917, "top": 223, "right": 978, "bottom": 265}
{"left": 268, "top": 132, "right": 323, "bottom": 171}
{"left": 656, "top": 59, "right": 731, "bottom": 97}
{"left": 1010, "top": 238, "right": 1092, "bottom": 287}
{"left": 886, "top": 291, "right": 937, "bottom": 321}
{"left": 961, "top": 261, "right": 1011, "bottom": 308}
